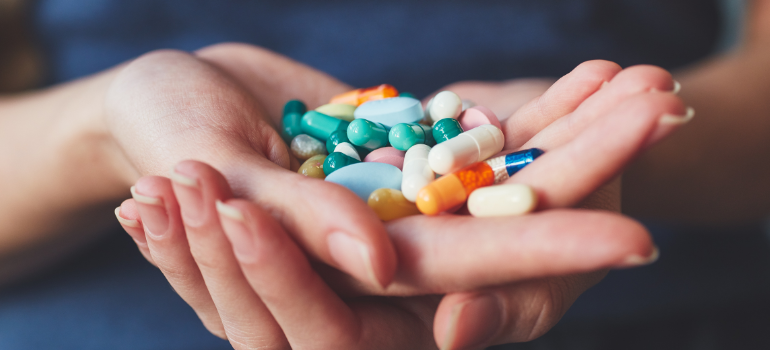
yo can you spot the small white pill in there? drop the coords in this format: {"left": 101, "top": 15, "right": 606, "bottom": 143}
{"left": 428, "top": 124, "right": 505, "bottom": 174}
{"left": 468, "top": 184, "right": 537, "bottom": 217}
{"left": 401, "top": 144, "right": 434, "bottom": 202}
{"left": 429, "top": 91, "right": 462, "bottom": 124}
{"left": 291, "top": 134, "right": 327, "bottom": 160}
{"left": 334, "top": 142, "right": 361, "bottom": 161}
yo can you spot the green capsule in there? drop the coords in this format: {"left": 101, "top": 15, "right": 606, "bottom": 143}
{"left": 399, "top": 92, "right": 416, "bottom": 99}
{"left": 323, "top": 152, "right": 361, "bottom": 176}
{"left": 327, "top": 129, "right": 371, "bottom": 157}
{"left": 388, "top": 123, "right": 435, "bottom": 151}
{"left": 281, "top": 113, "right": 303, "bottom": 144}
{"left": 284, "top": 100, "right": 307, "bottom": 116}
{"left": 347, "top": 119, "right": 389, "bottom": 151}
{"left": 432, "top": 118, "right": 464, "bottom": 144}
{"left": 301, "top": 111, "right": 350, "bottom": 141}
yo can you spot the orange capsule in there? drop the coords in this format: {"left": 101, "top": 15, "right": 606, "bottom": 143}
{"left": 416, "top": 162, "right": 495, "bottom": 215}
{"left": 330, "top": 84, "right": 399, "bottom": 106}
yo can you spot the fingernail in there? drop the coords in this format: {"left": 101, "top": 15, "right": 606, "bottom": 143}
{"left": 170, "top": 168, "right": 205, "bottom": 223}
{"left": 672, "top": 80, "right": 681, "bottom": 94}
{"left": 442, "top": 294, "right": 503, "bottom": 350}
{"left": 659, "top": 107, "right": 695, "bottom": 125}
{"left": 115, "top": 207, "right": 147, "bottom": 246}
{"left": 114, "top": 207, "right": 140, "bottom": 228}
{"left": 130, "top": 186, "right": 169, "bottom": 237}
{"left": 169, "top": 167, "right": 199, "bottom": 188}
{"left": 327, "top": 232, "right": 381, "bottom": 289}
{"left": 216, "top": 200, "right": 256, "bottom": 261}
{"left": 621, "top": 246, "right": 660, "bottom": 267}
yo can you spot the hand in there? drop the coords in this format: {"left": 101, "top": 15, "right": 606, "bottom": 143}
{"left": 116, "top": 56, "right": 688, "bottom": 349}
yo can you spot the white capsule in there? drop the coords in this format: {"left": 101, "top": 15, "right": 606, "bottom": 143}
{"left": 291, "top": 134, "right": 327, "bottom": 160}
{"left": 428, "top": 124, "right": 505, "bottom": 174}
{"left": 401, "top": 144, "right": 434, "bottom": 202}
{"left": 333, "top": 142, "right": 361, "bottom": 161}
{"left": 468, "top": 184, "right": 537, "bottom": 217}
{"left": 429, "top": 91, "right": 462, "bottom": 124}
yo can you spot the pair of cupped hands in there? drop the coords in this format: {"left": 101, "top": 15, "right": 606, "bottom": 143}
{"left": 110, "top": 43, "right": 688, "bottom": 350}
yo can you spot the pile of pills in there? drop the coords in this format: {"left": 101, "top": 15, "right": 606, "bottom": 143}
{"left": 283, "top": 84, "right": 544, "bottom": 221}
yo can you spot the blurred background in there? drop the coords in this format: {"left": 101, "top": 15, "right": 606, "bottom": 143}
{"left": 2, "top": 0, "right": 770, "bottom": 349}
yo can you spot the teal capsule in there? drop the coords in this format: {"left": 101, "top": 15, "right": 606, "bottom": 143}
{"left": 399, "top": 92, "right": 416, "bottom": 99}
{"left": 327, "top": 130, "right": 371, "bottom": 157}
{"left": 432, "top": 118, "right": 464, "bottom": 144}
{"left": 301, "top": 111, "right": 350, "bottom": 141}
{"left": 284, "top": 99, "right": 307, "bottom": 116}
{"left": 388, "top": 123, "right": 435, "bottom": 151}
{"left": 281, "top": 100, "right": 307, "bottom": 144}
{"left": 347, "top": 119, "right": 390, "bottom": 151}
{"left": 323, "top": 152, "right": 361, "bottom": 176}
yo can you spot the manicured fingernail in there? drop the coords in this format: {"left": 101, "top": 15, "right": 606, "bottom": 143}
{"left": 115, "top": 207, "right": 140, "bottom": 228}
{"left": 327, "top": 232, "right": 381, "bottom": 289}
{"left": 672, "top": 80, "right": 681, "bottom": 94}
{"left": 621, "top": 246, "right": 660, "bottom": 267}
{"left": 169, "top": 167, "right": 199, "bottom": 188}
{"left": 216, "top": 200, "right": 256, "bottom": 261}
{"left": 170, "top": 168, "right": 204, "bottom": 223}
{"left": 130, "top": 186, "right": 163, "bottom": 206}
{"left": 659, "top": 107, "right": 695, "bottom": 125}
{"left": 442, "top": 294, "right": 503, "bottom": 350}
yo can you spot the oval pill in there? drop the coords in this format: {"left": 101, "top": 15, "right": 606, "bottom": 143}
{"left": 315, "top": 103, "right": 357, "bottom": 122}
{"left": 368, "top": 188, "right": 421, "bottom": 221}
{"left": 432, "top": 118, "right": 464, "bottom": 144}
{"left": 429, "top": 91, "right": 462, "bottom": 124}
{"left": 298, "top": 155, "right": 327, "bottom": 179}
{"left": 428, "top": 124, "right": 505, "bottom": 174}
{"left": 290, "top": 134, "right": 327, "bottom": 160}
{"left": 458, "top": 106, "right": 502, "bottom": 131}
{"left": 364, "top": 147, "right": 406, "bottom": 170}
{"left": 354, "top": 97, "right": 423, "bottom": 128}
{"left": 330, "top": 84, "right": 399, "bottom": 106}
{"left": 325, "top": 162, "right": 402, "bottom": 201}
{"left": 467, "top": 184, "right": 537, "bottom": 217}
{"left": 388, "top": 123, "right": 434, "bottom": 151}
{"left": 401, "top": 144, "right": 434, "bottom": 202}
{"left": 347, "top": 119, "right": 390, "bottom": 150}
{"left": 323, "top": 152, "right": 360, "bottom": 176}
{"left": 301, "top": 111, "right": 349, "bottom": 141}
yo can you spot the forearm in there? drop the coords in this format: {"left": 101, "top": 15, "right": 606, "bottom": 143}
{"left": 0, "top": 68, "right": 136, "bottom": 282}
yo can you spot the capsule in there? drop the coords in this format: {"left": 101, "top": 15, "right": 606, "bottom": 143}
{"left": 401, "top": 144, "right": 434, "bottom": 202}
{"left": 330, "top": 84, "right": 399, "bottom": 106}
{"left": 467, "top": 184, "right": 537, "bottom": 217}
{"left": 301, "top": 111, "right": 350, "bottom": 141}
{"left": 416, "top": 148, "right": 544, "bottom": 215}
{"left": 429, "top": 91, "right": 462, "bottom": 124}
{"left": 399, "top": 92, "right": 417, "bottom": 99}
{"left": 315, "top": 103, "right": 356, "bottom": 122}
{"left": 432, "top": 118, "right": 464, "bottom": 144}
{"left": 323, "top": 152, "right": 361, "bottom": 176}
{"left": 333, "top": 142, "right": 361, "bottom": 161}
{"left": 281, "top": 100, "right": 307, "bottom": 144}
{"left": 428, "top": 124, "right": 504, "bottom": 175}
{"left": 388, "top": 123, "right": 434, "bottom": 151}
{"left": 368, "top": 188, "right": 422, "bottom": 221}
{"left": 298, "top": 155, "right": 327, "bottom": 179}
{"left": 290, "top": 134, "right": 327, "bottom": 160}
{"left": 347, "top": 119, "right": 389, "bottom": 151}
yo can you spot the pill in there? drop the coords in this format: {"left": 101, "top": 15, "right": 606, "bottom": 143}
{"left": 325, "top": 162, "right": 402, "bottom": 201}
{"left": 290, "top": 134, "right": 327, "bottom": 160}
{"left": 354, "top": 97, "right": 423, "bottom": 128}
{"left": 364, "top": 147, "right": 406, "bottom": 170}
{"left": 347, "top": 119, "right": 390, "bottom": 151}
{"left": 428, "top": 124, "right": 505, "bottom": 174}
{"left": 333, "top": 142, "right": 361, "bottom": 161}
{"left": 467, "top": 184, "right": 537, "bottom": 217}
{"left": 326, "top": 129, "right": 349, "bottom": 153}
{"left": 432, "top": 118, "right": 464, "bottom": 144}
{"left": 368, "top": 188, "right": 421, "bottom": 221}
{"left": 323, "top": 152, "right": 361, "bottom": 176}
{"left": 281, "top": 100, "right": 307, "bottom": 144}
{"left": 424, "top": 97, "right": 434, "bottom": 120}
{"left": 429, "top": 91, "right": 462, "bottom": 124}
{"left": 330, "top": 84, "right": 399, "bottom": 106}
{"left": 401, "top": 144, "right": 434, "bottom": 202}
{"left": 298, "top": 155, "right": 327, "bottom": 179}
{"left": 399, "top": 92, "right": 416, "bottom": 99}
{"left": 461, "top": 99, "right": 477, "bottom": 111}
{"left": 301, "top": 111, "right": 350, "bottom": 141}
{"left": 458, "top": 106, "right": 502, "bottom": 131}
{"left": 315, "top": 103, "right": 356, "bottom": 122}
{"left": 416, "top": 148, "right": 544, "bottom": 215}
{"left": 388, "top": 123, "right": 434, "bottom": 151}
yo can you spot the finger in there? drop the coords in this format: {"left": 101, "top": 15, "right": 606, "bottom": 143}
{"left": 513, "top": 92, "right": 689, "bottom": 209}
{"left": 522, "top": 64, "right": 676, "bottom": 150}
{"left": 115, "top": 199, "right": 154, "bottom": 265}
{"left": 169, "top": 161, "right": 287, "bottom": 349}
{"left": 503, "top": 60, "right": 623, "bottom": 149}
{"left": 435, "top": 272, "right": 607, "bottom": 350}
{"left": 130, "top": 177, "right": 226, "bottom": 338}
{"left": 218, "top": 198, "right": 439, "bottom": 350}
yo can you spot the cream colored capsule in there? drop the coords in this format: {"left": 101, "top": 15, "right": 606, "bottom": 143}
{"left": 429, "top": 91, "right": 462, "bottom": 124}
{"left": 315, "top": 103, "right": 356, "bottom": 122}
{"left": 467, "top": 184, "right": 537, "bottom": 217}
{"left": 401, "top": 144, "right": 434, "bottom": 202}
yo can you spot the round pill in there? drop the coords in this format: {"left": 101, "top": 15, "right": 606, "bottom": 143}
{"left": 298, "top": 155, "right": 327, "bottom": 179}
{"left": 354, "top": 97, "right": 423, "bottom": 128}
{"left": 467, "top": 184, "right": 537, "bottom": 217}
{"left": 315, "top": 103, "right": 356, "bottom": 122}
{"left": 432, "top": 118, "right": 464, "bottom": 144}
{"left": 429, "top": 91, "right": 462, "bottom": 124}
{"left": 290, "top": 134, "right": 327, "bottom": 160}
{"left": 368, "top": 188, "right": 421, "bottom": 221}
{"left": 458, "top": 106, "right": 502, "bottom": 131}
{"left": 323, "top": 152, "right": 360, "bottom": 176}
{"left": 364, "top": 147, "right": 406, "bottom": 170}
{"left": 347, "top": 119, "right": 389, "bottom": 150}
{"left": 325, "top": 162, "right": 402, "bottom": 201}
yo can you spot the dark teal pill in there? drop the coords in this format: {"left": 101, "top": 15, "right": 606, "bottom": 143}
{"left": 399, "top": 92, "right": 416, "bottom": 99}
{"left": 347, "top": 119, "right": 390, "bottom": 150}
{"left": 326, "top": 129, "right": 350, "bottom": 154}
{"left": 388, "top": 123, "right": 434, "bottom": 151}
{"left": 432, "top": 118, "right": 464, "bottom": 144}
{"left": 281, "top": 113, "right": 303, "bottom": 144}
{"left": 283, "top": 100, "right": 307, "bottom": 116}
{"left": 323, "top": 152, "right": 361, "bottom": 176}
{"left": 301, "top": 111, "right": 350, "bottom": 141}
